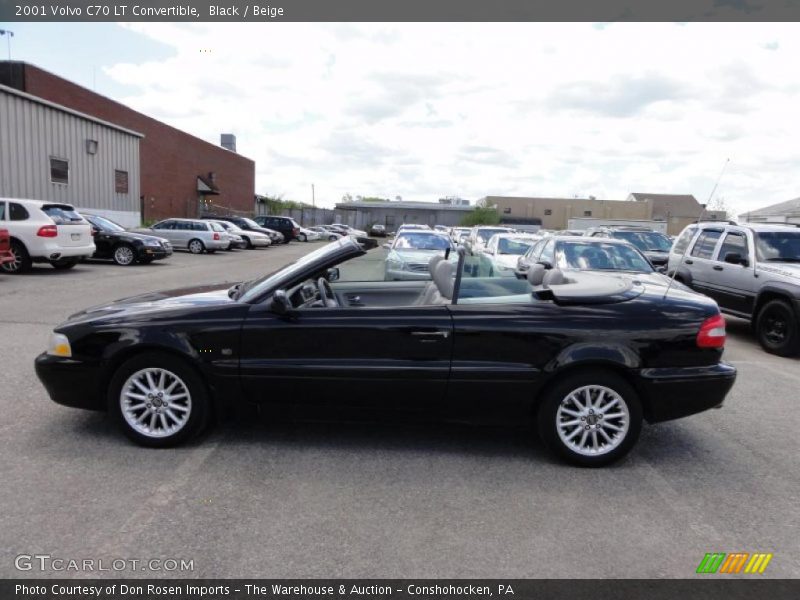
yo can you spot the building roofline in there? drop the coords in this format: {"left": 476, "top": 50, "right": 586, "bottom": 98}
{"left": 335, "top": 201, "right": 473, "bottom": 211}
{"left": 0, "top": 82, "right": 144, "bottom": 138}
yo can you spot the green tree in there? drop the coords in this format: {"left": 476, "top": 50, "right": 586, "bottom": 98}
{"left": 460, "top": 206, "right": 500, "bottom": 226}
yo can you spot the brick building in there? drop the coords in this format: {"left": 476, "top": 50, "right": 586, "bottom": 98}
{"left": 0, "top": 61, "right": 255, "bottom": 223}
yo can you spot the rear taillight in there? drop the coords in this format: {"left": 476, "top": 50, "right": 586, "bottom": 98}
{"left": 213, "top": 233, "right": 220, "bottom": 240}
{"left": 697, "top": 314, "right": 726, "bottom": 348}
{"left": 37, "top": 225, "right": 58, "bottom": 238}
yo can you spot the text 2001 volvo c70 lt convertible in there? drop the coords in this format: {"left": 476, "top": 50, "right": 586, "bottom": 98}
{"left": 35, "top": 237, "right": 736, "bottom": 466}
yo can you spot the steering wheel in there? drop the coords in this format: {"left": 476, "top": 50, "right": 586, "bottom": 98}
{"left": 317, "top": 277, "right": 339, "bottom": 308}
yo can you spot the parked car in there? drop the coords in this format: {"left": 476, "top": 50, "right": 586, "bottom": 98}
{"left": 296, "top": 227, "right": 321, "bottom": 242}
{"left": 0, "top": 228, "right": 14, "bottom": 267}
{"left": 309, "top": 226, "right": 342, "bottom": 241}
{"left": 384, "top": 230, "right": 455, "bottom": 280}
{"left": 516, "top": 236, "right": 683, "bottom": 289}
{"left": 668, "top": 222, "right": 800, "bottom": 356}
{"left": 396, "top": 224, "right": 430, "bottom": 234}
{"left": 83, "top": 214, "right": 172, "bottom": 265}
{"left": 212, "top": 220, "right": 271, "bottom": 249}
{"left": 131, "top": 218, "right": 229, "bottom": 254}
{"left": 0, "top": 198, "right": 95, "bottom": 273}
{"left": 369, "top": 224, "right": 387, "bottom": 237}
{"left": 330, "top": 223, "right": 368, "bottom": 237}
{"left": 203, "top": 216, "right": 281, "bottom": 245}
{"left": 468, "top": 226, "right": 515, "bottom": 253}
{"left": 482, "top": 233, "right": 541, "bottom": 276}
{"left": 253, "top": 215, "right": 301, "bottom": 243}
{"left": 585, "top": 226, "right": 673, "bottom": 267}
{"left": 34, "top": 238, "right": 736, "bottom": 466}
{"left": 450, "top": 227, "right": 472, "bottom": 244}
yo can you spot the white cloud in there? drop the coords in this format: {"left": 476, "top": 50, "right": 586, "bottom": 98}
{"left": 102, "top": 22, "right": 800, "bottom": 215}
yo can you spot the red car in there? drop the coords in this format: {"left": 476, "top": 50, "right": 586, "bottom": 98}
{"left": 0, "top": 229, "right": 14, "bottom": 268}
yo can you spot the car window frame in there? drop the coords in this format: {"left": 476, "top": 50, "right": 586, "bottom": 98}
{"left": 689, "top": 228, "right": 724, "bottom": 260}
{"left": 715, "top": 230, "right": 750, "bottom": 262}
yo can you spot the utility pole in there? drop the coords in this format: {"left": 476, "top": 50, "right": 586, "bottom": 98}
{"left": 0, "top": 30, "right": 14, "bottom": 61}
{"left": 311, "top": 184, "right": 315, "bottom": 208}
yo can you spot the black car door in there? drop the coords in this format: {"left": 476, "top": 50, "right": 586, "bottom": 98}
{"left": 446, "top": 301, "right": 555, "bottom": 423}
{"left": 239, "top": 303, "right": 454, "bottom": 413}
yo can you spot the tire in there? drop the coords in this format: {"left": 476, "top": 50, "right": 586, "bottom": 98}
{"left": 112, "top": 244, "right": 136, "bottom": 266}
{"left": 1, "top": 240, "right": 32, "bottom": 274}
{"left": 242, "top": 236, "right": 253, "bottom": 249}
{"left": 108, "top": 352, "right": 211, "bottom": 448}
{"left": 298, "top": 233, "right": 307, "bottom": 242}
{"left": 537, "top": 369, "right": 642, "bottom": 467}
{"left": 188, "top": 239, "right": 205, "bottom": 254}
{"left": 51, "top": 258, "right": 78, "bottom": 270}
{"left": 755, "top": 299, "right": 800, "bottom": 357}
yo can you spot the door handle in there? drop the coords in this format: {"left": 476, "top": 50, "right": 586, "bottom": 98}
{"left": 713, "top": 265, "right": 723, "bottom": 271}
{"left": 410, "top": 330, "right": 450, "bottom": 338}
{"left": 684, "top": 259, "right": 694, "bottom": 265}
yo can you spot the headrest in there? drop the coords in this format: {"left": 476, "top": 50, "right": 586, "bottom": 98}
{"left": 428, "top": 254, "right": 445, "bottom": 278}
{"left": 527, "top": 263, "right": 546, "bottom": 286}
{"left": 432, "top": 260, "right": 455, "bottom": 299}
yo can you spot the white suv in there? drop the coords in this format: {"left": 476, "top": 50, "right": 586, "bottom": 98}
{"left": 0, "top": 198, "right": 95, "bottom": 273}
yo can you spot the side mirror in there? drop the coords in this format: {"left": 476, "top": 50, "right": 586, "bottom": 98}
{"left": 724, "top": 252, "right": 749, "bottom": 267}
{"left": 381, "top": 243, "right": 391, "bottom": 250}
{"left": 326, "top": 267, "right": 340, "bottom": 282}
{"left": 656, "top": 265, "right": 667, "bottom": 273}
{"left": 271, "top": 290, "right": 293, "bottom": 315}
{"left": 90, "top": 228, "right": 99, "bottom": 236}
{"left": 537, "top": 260, "right": 553, "bottom": 270}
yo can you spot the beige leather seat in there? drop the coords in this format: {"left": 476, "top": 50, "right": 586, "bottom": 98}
{"left": 414, "top": 255, "right": 447, "bottom": 305}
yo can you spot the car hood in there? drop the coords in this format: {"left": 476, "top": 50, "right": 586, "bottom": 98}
{"left": 388, "top": 249, "right": 454, "bottom": 265}
{"left": 113, "top": 230, "right": 168, "bottom": 244}
{"left": 759, "top": 262, "right": 800, "bottom": 279}
{"left": 66, "top": 283, "right": 235, "bottom": 323}
{"left": 492, "top": 254, "right": 524, "bottom": 269}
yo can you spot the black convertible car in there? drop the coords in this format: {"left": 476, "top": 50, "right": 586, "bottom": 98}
{"left": 35, "top": 238, "right": 736, "bottom": 466}
{"left": 84, "top": 214, "right": 172, "bottom": 265}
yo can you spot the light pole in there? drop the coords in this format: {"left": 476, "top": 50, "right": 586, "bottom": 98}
{"left": 0, "top": 30, "right": 14, "bottom": 61}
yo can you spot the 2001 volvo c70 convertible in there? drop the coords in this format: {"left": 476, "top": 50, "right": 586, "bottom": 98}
{"left": 35, "top": 237, "right": 736, "bottom": 466}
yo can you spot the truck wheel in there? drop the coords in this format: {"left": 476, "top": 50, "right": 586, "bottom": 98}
{"left": 756, "top": 299, "right": 800, "bottom": 356}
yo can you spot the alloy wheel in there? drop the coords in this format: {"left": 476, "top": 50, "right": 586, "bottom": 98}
{"left": 762, "top": 309, "right": 788, "bottom": 345}
{"left": 120, "top": 368, "right": 192, "bottom": 439}
{"left": 114, "top": 245, "right": 135, "bottom": 265}
{"left": 2, "top": 245, "right": 23, "bottom": 273}
{"left": 556, "top": 385, "right": 630, "bottom": 457}
{"left": 189, "top": 240, "right": 204, "bottom": 254}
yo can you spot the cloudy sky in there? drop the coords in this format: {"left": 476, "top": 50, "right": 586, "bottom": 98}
{"left": 8, "top": 22, "right": 800, "bottom": 215}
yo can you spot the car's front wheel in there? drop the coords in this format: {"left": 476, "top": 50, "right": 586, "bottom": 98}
{"left": 756, "top": 299, "right": 799, "bottom": 356}
{"left": 537, "top": 370, "right": 642, "bottom": 467}
{"left": 112, "top": 244, "right": 136, "bottom": 266}
{"left": 108, "top": 353, "right": 210, "bottom": 447}
{"left": 298, "top": 233, "right": 307, "bottom": 242}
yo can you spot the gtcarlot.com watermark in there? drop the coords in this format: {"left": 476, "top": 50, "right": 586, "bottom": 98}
{"left": 15, "top": 554, "right": 194, "bottom": 573}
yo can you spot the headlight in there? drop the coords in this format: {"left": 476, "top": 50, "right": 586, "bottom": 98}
{"left": 144, "top": 239, "right": 161, "bottom": 247}
{"left": 47, "top": 332, "right": 72, "bottom": 357}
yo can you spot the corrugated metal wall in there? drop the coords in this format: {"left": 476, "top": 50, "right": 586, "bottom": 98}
{"left": 0, "top": 88, "right": 140, "bottom": 218}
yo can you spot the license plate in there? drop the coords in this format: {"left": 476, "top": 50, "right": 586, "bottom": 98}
{"left": 71, "top": 234, "right": 80, "bottom": 241}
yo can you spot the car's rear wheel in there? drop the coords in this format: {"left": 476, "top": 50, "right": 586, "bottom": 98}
{"left": 1, "top": 240, "right": 31, "bottom": 274}
{"left": 112, "top": 244, "right": 136, "bottom": 266}
{"left": 188, "top": 239, "right": 205, "bottom": 254}
{"left": 51, "top": 258, "right": 78, "bottom": 270}
{"left": 537, "top": 370, "right": 642, "bottom": 467}
{"left": 108, "top": 353, "right": 210, "bottom": 447}
{"left": 298, "top": 233, "right": 307, "bottom": 242}
{"left": 756, "top": 299, "right": 799, "bottom": 356}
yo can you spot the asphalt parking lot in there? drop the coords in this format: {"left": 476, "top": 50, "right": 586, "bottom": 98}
{"left": 0, "top": 243, "right": 798, "bottom": 579}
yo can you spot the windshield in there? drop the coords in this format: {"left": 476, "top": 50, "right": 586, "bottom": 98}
{"left": 238, "top": 239, "right": 353, "bottom": 302}
{"left": 477, "top": 228, "right": 509, "bottom": 243}
{"left": 393, "top": 233, "right": 451, "bottom": 250}
{"left": 755, "top": 231, "right": 800, "bottom": 262}
{"left": 497, "top": 238, "right": 535, "bottom": 255}
{"left": 242, "top": 218, "right": 261, "bottom": 228}
{"left": 612, "top": 231, "right": 672, "bottom": 252}
{"left": 557, "top": 241, "right": 653, "bottom": 272}
{"left": 209, "top": 222, "right": 225, "bottom": 232}
{"left": 42, "top": 205, "right": 84, "bottom": 225}
{"left": 87, "top": 215, "right": 125, "bottom": 232}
